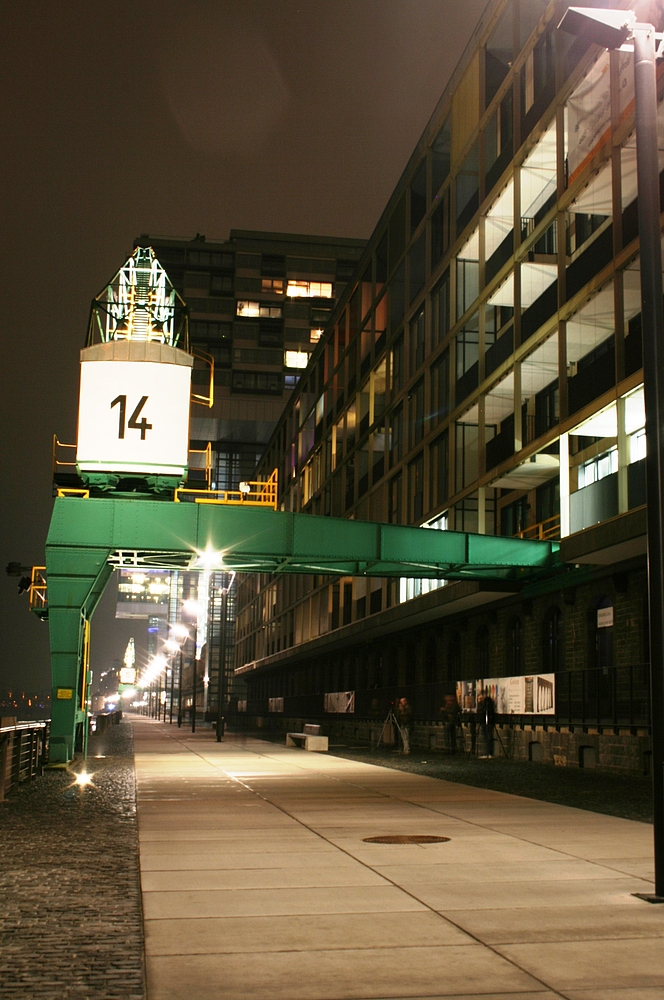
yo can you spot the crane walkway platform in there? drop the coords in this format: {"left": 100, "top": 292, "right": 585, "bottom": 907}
{"left": 131, "top": 716, "right": 663, "bottom": 1000}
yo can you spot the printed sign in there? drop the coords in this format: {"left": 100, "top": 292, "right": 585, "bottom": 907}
{"left": 323, "top": 691, "right": 355, "bottom": 714}
{"left": 76, "top": 360, "right": 191, "bottom": 477}
{"left": 456, "top": 673, "right": 555, "bottom": 715}
{"left": 597, "top": 606, "right": 614, "bottom": 628}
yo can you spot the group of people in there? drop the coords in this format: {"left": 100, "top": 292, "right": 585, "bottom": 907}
{"left": 394, "top": 689, "right": 496, "bottom": 758}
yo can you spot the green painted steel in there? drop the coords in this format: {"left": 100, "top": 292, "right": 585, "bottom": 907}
{"left": 44, "top": 495, "right": 562, "bottom": 760}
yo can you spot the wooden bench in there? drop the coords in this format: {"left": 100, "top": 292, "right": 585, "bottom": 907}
{"left": 286, "top": 723, "right": 328, "bottom": 752}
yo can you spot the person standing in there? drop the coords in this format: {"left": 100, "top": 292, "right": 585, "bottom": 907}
{"left": 477, "top": 688, "right": 496, "bottom": 758}
{"left": 397, "top": 697, "right": 412, "bottom": 755}
{"left": 442, "top": 693, "right": 461, "bottom": 754}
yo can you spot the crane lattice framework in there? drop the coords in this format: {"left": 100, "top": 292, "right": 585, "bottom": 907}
{"left": 44, "top": 494, "right": 562, "bottom": 762}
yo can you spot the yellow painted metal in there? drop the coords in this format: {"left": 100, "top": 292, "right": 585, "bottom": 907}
{"left": 174, "top": 468, "right": 279, "bottom": 509}
{"left": 52, "top": 436, "right": 77, "bottom": 477}
{"left": 188, "top": 441, "right": 212, "bottom": 489}
{"left": 190, "top": 347, "right": 214, "bottom": 408}
{"left": 56, "top": 488, "right": 90, "bottom": 499}
{"left": 518, "top": 514, "right": 560, "bottom": 541}
{"left": 28, "top": 567, "right": 48, "bottom": 615}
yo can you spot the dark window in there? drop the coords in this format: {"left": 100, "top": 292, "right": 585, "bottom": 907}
{"left": 411, "top": 380, "right": 425, "bottom": 447}
{"left": 431, "top": 348, "right": 450, "bottom": 425}
{"left": 388, "top": 193, "right": 407, "bottom": 272}
{"left": 501, "top": 495, "right": 528, "bottom": 536}
{"left": 376, "top": 232, "right": 388, "bottom": 283}
{"left": 390, "top": 405, "right": 403, "bottom": 464}
{"left": 391, "top": 336, "right": 404, "bottom": 393}
{"left": 410, "top": 159, "right": 427, "bottom": 233}
{"left": 231, "top": 370, "right": 282, "bottom": 395}
{"left": 485, "top": 3, "right": 512, "bottom": 106}
{"left": 388, "top": 472, "right": 403, "bottom": 523}
{"left": 431, "top": 270, "right": 450, "bottom": 347}
{"left": 485, "top": 88, "right": 513, "bottom": 193}
{"left": 507, "top": 618, "right": 524, "bottom": 674}
{"left": 456, "top": 143, "right": 480, "bottom": 234}
{"left": 261, "top": 254, "right": 285, "bottom": 277}
{"left": 430, "top": 430, "right": 449, "bottom": 509}
{"left": 476, "top": 626, "right": 490, "bottom": 675}
{"left": 448, "top": 632, "right": 462, "bottom": 680}
{"left": 535, "top": 379, "right": 559, "bottom": 437}
{"left": 410, "top": 307, "right": 425, "bottom": 374}
{"left": 431, "top": 192, "right": 450, "bottom": 268}
{"left": 390, "top": 262, "right": 406, "bottom": 330}
{"left": 431, "top": 115, "right": 451, "bottom": 197}
{"left": 410, "top": 452, "right": 425, "bottom": 521}
{"left": 409, "top": 233, "right": 426, "bottom": 303}
{"left": 542, "top": 607, "right": 562, "bottom": 672}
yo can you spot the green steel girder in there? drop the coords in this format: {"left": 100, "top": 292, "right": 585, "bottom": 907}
{"left": 44, "top": 495, "right": 562, "bottom": 761}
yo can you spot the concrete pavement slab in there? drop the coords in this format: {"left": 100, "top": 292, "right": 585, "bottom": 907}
{"left": 130, "top": 717, "right": 661, "bottom": 1000}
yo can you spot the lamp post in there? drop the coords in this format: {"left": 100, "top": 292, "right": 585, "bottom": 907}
{"left": 560, "top": 7, "right": 664, "bottom": 902}
{"left": 216, "top": 584, "right": 229, "bottom": 743}
{"left": 177, "top": 648, "right": 183, "bottom": 728}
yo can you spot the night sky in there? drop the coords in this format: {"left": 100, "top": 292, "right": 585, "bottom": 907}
{"left": 0, "top": 0, "right": 488, "bottom": 696}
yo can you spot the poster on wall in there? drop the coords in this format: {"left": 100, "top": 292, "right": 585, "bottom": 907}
{"left": 323, "top": 691, "right": 355, "bottom": 714}
{"left": 456, "top": 673, "right": 555, "bottom": 715}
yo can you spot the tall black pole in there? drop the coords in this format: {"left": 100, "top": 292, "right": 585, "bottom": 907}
{"left": 169, "top": 660, "right": 174, "bottom": 724}
{"left": 634, "top": 24, "right": 664, "bottom": 900}
{"left": 191, "top": 656, "right": 197, "bottom": 733}
{"left": 216, "top": 588, "right": 228, "bottom": 743}
{"left": 177, "top": 648, "right": 183, "bottom": 728}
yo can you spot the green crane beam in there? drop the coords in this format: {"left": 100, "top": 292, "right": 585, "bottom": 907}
{"left": 44, "top": 496, "right": 562, "bottom": 761}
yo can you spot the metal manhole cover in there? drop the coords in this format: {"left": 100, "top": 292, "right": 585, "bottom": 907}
{"left": 363, "top": 835, "right": 450, "bottom": 844}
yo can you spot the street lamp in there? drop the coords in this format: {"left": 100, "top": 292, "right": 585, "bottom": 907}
{"left": 559, "top": 7, "right": 664, "bottom": 903}
{"left": 216, "top": 573, "right": 236, "bottom": 743}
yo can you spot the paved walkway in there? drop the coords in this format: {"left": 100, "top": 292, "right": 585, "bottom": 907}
{"left": 131, "top": 716, "right": 664, "bottom": 1000}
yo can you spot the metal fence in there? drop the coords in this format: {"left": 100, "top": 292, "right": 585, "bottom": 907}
{"left": 0, "top": 721, "right": 49, "bottom": 800}
{"left": 238, "top": 664, "right": 651, "bottom": 731}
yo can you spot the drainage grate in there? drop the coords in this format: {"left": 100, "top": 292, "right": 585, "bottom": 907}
{"left": 362, "top": 835, "right": 450, "bottom": 844}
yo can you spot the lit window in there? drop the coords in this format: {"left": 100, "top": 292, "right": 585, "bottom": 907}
{"left": 630, "top": 427, "right": 646, "bottom": 463}
{"left": 237, "top": 300, "right": 260, "bottom": 317}
{"left": 578, "top": 447, "right": 618, "bottom": 488}
{"left": 310, "top": 328, "right": 323, "bottom": 343}
{"left": 236, "top": 300, "right": 282, "bottom": 319}
{"left": 261, "top": 278, "right": 284, "bottom": 294}
{"left": 286, "top": 281, "right": 333, "bottom": 298}
{"left": 284, "top": 350, "right": 309, "bottom": 369}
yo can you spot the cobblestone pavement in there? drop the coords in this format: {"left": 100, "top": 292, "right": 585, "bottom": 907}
{"left": 0, "top": 721, "right": 145, "bottom": 999}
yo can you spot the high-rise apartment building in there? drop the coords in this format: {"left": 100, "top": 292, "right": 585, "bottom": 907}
{"left": 233, "top": 0, "right": 663, "bottom": 771}
{"left": 131, "top": 231, "right": 366, "bottom": 713}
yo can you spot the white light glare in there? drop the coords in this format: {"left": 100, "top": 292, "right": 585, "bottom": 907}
{"left": 75, "top": 772, "right": 93, "bottom": 787}
{"left": 164, "top": 639, "right": 181, "bottom": 654}
{"left": 192, "top": 546, "right": 226, "bottom": 571}
{"left": 120, "top": 687, "right": 137, "bottom": 700}
{"left": 169, "top": 623, "right": 189, "bottom": 640}
{"left": 182, "top": 598, "right": 202, "bottom": 615}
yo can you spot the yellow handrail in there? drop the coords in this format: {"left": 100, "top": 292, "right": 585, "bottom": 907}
{"left": 190, "top": 348, "right": 214, "bottom": 408}
{"left": 174, "top": 468, "right": 278, "bottom": 509}
{"left": 28, "top": 567, "right": 48, "bottom": 613}
{"left": 517, "top": 514, "right": 560, "bottom": 541}
{"left": 188, "top": 442, "right": 212, "bottom": 489}
{"left": 52, "top": 435, "right": 77, "bottom": 476}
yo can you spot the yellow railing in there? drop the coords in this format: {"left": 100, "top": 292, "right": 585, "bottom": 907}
{"left": 188, "top": 442, "right": 212, "bottom": 489}
{"left": 29, "top": 567, "right": 48, "bottom": 613}
{"left": 190, "top": 348, "right": 214, "bottom": 408}
{"left": 174, "top": 468, "right": 278, "bottom": 509}
{"left": 56, "top": 488, "right": 90, "bottom": 499}
{"left": 52, "top": 436, "right": 77, "bottom": 476}
{"left": 518, "top": 514, "right": 560, "bottom": 541}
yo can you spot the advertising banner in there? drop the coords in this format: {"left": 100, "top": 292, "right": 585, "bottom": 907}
{"left": 323, "top": 691, "right": 355, "bottom": 714}
{"left": 456, "top": 673, "right": 555, "bottom": 715}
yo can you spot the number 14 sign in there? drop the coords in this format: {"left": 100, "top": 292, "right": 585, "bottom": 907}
{"left": 76, "top": 359, "right": 191, "bottom": 477}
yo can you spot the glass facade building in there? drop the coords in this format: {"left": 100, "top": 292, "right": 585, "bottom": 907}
{"left": 233, "top": 0, "right": 663, "bottom": 771}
